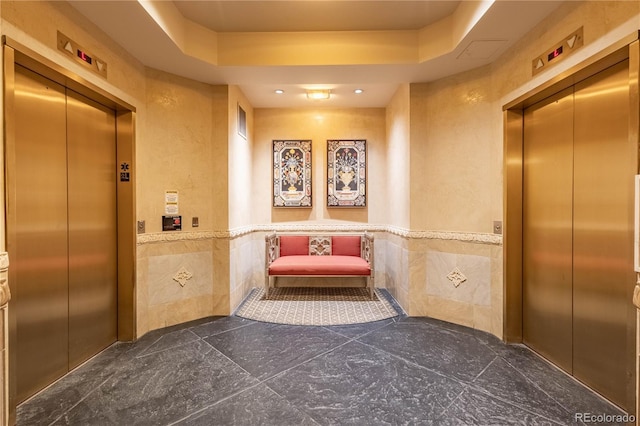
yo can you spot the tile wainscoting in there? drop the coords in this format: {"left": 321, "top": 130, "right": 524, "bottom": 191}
{"left": 136, "top": 224, "right": 503, "bottom": 338}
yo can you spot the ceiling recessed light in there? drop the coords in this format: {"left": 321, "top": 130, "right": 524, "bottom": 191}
{"left": 354, "top": 89, "right": 364, "bottom": 94}
{"left": 306, "top": 89, "right": 331, "bottom": 100}
{"left": 275, "top": 89, "right": 284, "bottom": 94}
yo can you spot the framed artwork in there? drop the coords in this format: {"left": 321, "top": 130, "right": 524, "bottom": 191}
{"left": 327, "top": 139, "right": 366, "bottom": 207}
{"left": 273, "top": 140, "right": 312, "bottom": 207}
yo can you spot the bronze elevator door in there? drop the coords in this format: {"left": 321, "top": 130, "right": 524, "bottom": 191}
{"left": 523, "top": 59, "right": 635, "bottom": 412}
{"left": 8, "top": 64, "right": 117, "bottom": 403}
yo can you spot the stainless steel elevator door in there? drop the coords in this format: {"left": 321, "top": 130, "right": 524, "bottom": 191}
{"left": 523, "top": 87, "right": 575, "bottom": 373}
{"left": 523, "top": 59, "right": 635, "bottom": 412}
{"left": 9, "top": 65, "right": 117, "bottom": 403}
{"left": 572, "top": 59, "right": 634, "bottom": 410}
{"left": 67, "top": 90, "right": 118, "bottom": 370}
{"left": 12, "top": 65, "right": 69, "bottom": 403}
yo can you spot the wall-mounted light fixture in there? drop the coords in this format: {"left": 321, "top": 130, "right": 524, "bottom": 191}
{"left": 306, "top": 89, "right": 331, "bottom": 100}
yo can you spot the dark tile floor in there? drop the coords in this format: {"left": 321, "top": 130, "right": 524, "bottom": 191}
{"left": 18, "top": 313, "right": 627, "bottom": 425}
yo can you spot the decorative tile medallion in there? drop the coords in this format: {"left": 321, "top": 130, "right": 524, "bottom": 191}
{"left": 173, "top": 266, "right": 193, "bottom": 287}
{"left": 446, "top": 267, "right": 467, "bottom": 288}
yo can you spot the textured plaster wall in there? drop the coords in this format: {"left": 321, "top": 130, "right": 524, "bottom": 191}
{"left": 252, "top": 108, "right": 386, "bottom": 225}
{"left": 409, "top": 66, "right": 495, "bottom": 233}
{"left": 138, "top": 71, "right": 233, "bottom": 332}
{"left": 0, "top": 1, "right": 239, "bottom": 336}
{"left": 228, "top": 85, "right": 254, "bottom": 229}
{"left": 141, "top": 69, "right": 215, "bottom": 233}
{"left": 400, "top": 0, "right": 640, "bottom": 337}
{"left": 385, "top": 84, "right": 410, "bottom": 230}
{"left": 1, "top": 0, "right": 639, "bottom": 341}
{"left": 382, "top": 85, "right": 411, "bottom": 308}
{"left": 228, "top": 85, "right": 257, "bottom": 308}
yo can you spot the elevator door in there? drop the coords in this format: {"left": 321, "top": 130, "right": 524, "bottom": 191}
{"left": 9, "top": 64, "right": 117, "bottom": 403}
{"left": 523, "top": 59, "right": 635, "bottom": 412}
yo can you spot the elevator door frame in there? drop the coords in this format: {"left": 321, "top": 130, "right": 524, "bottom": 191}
{"left": 504, "top": 33, "right": 640, "bottom": 414}
{"left": 2, "top": 38, "right": 137, "bottom": 423}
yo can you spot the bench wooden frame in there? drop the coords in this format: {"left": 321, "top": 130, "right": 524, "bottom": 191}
{"left": 265, "top": 232, "right": 375, "bottom": 299}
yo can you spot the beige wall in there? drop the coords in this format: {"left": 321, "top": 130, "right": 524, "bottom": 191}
{"left": 385, "top": 84, "right": 410, "bottom": 230}
{"left": 397, "top": 0, "right": 640, "bottom": 336}
{"left": 382, "top": 85, "right": 411, "bottom": 308}
{"left": 1, "top": 0, "right": 639, "bottom": 340}
{"left": 410, "top": 65, "right": 495, "bottom": 232}
{"left": 141, "top": 69, "right": 215, "bottom": 233}
{"left": 228, "top": 85, "right": 254, "bottom": 229}
{"left": 1, "top": 4, "right": 640, "bottom": 419}
{"left": 0, "top": 1, "right": 238, "bottom": 336}
{"left": 228, "top": 85, "right": 257, "bottom": 308}
{"left": 137, "top": 71, "right": 233, "bottom": 332}
{"left": 253, "top": 108, "right": 387, "bottom": 225}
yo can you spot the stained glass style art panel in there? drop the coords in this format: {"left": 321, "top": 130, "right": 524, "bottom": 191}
{"left": 273, "top": 140, "right": 312, "bottom": 207}
{"left": 327, "top": 140, "right": 366, "bottom": 207}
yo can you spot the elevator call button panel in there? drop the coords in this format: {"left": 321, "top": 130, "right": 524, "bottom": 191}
{"left": 163, "top": 215, "right": 182, "bottom": 231}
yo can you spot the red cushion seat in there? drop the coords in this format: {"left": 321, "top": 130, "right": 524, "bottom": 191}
{"left": 279, "top": 235, "right": 310, "bottom": 256}
{"left": 331, "top": 236, "right": 361, "bottom": 256}
{"left": 269, "top": 255, "right": 371, "bottom": 276}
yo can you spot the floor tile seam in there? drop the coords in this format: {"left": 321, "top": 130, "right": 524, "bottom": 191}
{"left": 250, "top": 383, "right": 323, "bottom": 426}
{"left": 435, "top": 384, "right": 470, "bottom": 421}
{"left": 498, "top": 351, "right": 589, "bottom": 416}
{"left": 134, "top": 331, "right": 203, "bottom": 359}
{"left": 353, "top": 339, "right": 470, "bottom": 386}
{"left": 166, "top": 381, "right": 269, "bottom": 426}
{"left": 189, "top": 318, "right": 258, "bottom": 339}
{"left": 321, "top": 319, "right": 396, "bottom": 339}
{"left": 499, "top": 347, "right": 627, "bottom": 416}
{"left": 132, "top": 334, "right": 166, "bottom": 357}
{"left": 463, "top": 382, "right": 570, "bottom": 426}
{"left": 257, "top": 338, "right": 357, "bottom": 384}
{"left": 136, "top": 322, "right": 261, "bottom": 359}
{"left": 431, "top": 382, "right": 469, "bottom": 421}
{"left": 198, "top": 336, "right": 260, "bottom": 380}
{"left": 470, "top": 356, "right": 572, "bottom": 423}
{"left": 45, "top": 375, "right": 114, "bottom": 426}
{"left": 390, "top": 318, "right": 483, "bottom": 342}
{"left": 165, "top": 337, "right": 273, "bottom": 425}
{"left": 412, "top": 318, "right": 501, "bottom": 347}
{"left": 470, "top": 354, "right": 499, "bottom": 383}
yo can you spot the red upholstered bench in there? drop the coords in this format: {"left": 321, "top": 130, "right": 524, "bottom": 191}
{"left": 265, "top": 233, "right": 375, "bottom": 299}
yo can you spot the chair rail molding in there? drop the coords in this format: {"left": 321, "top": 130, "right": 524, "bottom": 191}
{"left": 136, "top": 225, "right": 503, "bottom": 246}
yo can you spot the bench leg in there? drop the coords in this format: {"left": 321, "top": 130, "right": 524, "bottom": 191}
{"left": 265, "top": 276, "right": 276, "bottom": 299}
{"left": 368, "top": 276, "right": 374, "bottom": 300}
{"left": 265, "top": 276, "right": 270, "bottom": 299}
